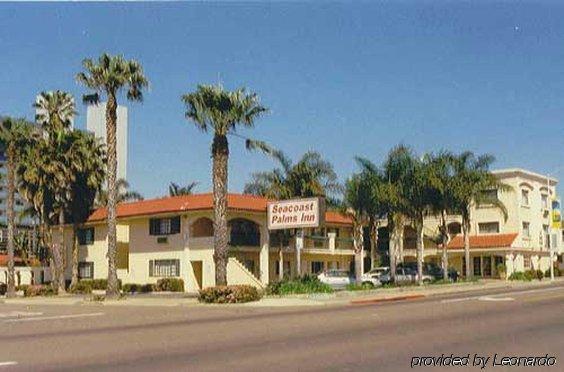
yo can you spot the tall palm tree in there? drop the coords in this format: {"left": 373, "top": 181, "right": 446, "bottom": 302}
{"left": 426, "top": 151, "right": 458, "bottom": 281}
{"left": 342, "top": 174, "right": 370, "bottom": 284}
{"left": 451, "top": 152, "right": 511, "bottom": 279}
{"left": 383, "top": 145, "right": 414, "bottom": 282}
{"left": 77, "top": 53, "right": 148, "bottom": 297}
{"left": 0, "top": 117, "right": 33, "bottom": 297}
{"left": 68, "top": 132, "right": 106, "bottom": 288}
{"left": 182, "top": 84, "right": 267, "bottom": 286}
{"left": 353, "top": 157, "right": 388, "bottom": 270}
{"left": 95, "top": 179, "right": 143, "bottom": 207}
{"left": 169, "top": 181, "right": 198, "bottom": 196}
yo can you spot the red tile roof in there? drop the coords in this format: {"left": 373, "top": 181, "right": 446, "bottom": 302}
{"left": 447, "top": 233, "right": 518, "bottom": 249}
{"left": 87, "top": 193, "right": 353, "bottom": 225}
{"left": 0, "top": 255, "right": 23, "bottom": 267}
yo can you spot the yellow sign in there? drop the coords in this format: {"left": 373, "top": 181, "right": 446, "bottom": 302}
{"left": 552, "top": 199, "right": 561, "bottom": 229}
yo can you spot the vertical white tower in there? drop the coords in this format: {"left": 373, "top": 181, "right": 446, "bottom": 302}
{"left": 86, "top": 103, "right": 128, "bottom": 181}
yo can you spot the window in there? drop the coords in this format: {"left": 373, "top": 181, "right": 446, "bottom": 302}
{"left": 77, "top": 228, "right": 95, "bottom": 245}
{"left": 541, "top": 194, "right": 549, "bottom": 209}
{"left": 521, "top": 189, "right": 530, "bottom": 206}
{"left": 149, "top": 216, "right": 181, "bottom": 236}
{"left": 149, "top": 259, "right": 180, "bottom": 277}
{"left": 78, "top": 262, "right": 94, "bottom": 279}
{"left": 524, "top": 256, "right": 531, "bottom": 270}
{"left": 478, "top": 222, "right": 499, "bottom": 234}
{"left": 479, "top": 189, "right": 498, "bottom": 204}
{"left": 473, "top": 257, "right": 481, "bottom": 276}
{"left": 522, "top": 222, "right": 530, "bottom": 238}
{"left": 311, "top": 261, "right": 324, "bottom": 274}
{"left": 229, "top": 219, "right": 260, "bottom": 246}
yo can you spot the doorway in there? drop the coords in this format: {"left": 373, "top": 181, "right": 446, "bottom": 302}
{"left": 191, "top": 261, "right": 203, "bottom": 290}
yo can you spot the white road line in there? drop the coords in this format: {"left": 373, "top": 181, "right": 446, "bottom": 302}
{"left": 3, "top": 312, "right": 104, "bottom": 323}
{"left": 0, "top": 361, "right": 18, "bottom": 367}
{"left": 441, "top": 286, "right": 563, "bottom": 304}
{"left": 478, "top": 296, "right": 514, "bottom": 302}
{"left": 0, "top": 311, "right": 43, "bottom": 318}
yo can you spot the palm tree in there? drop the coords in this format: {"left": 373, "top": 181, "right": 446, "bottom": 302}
{"left": 182, "top": 84, "right": 267, "bottom": 286}
{"left": 68, "top": 132, "right": 106, "bottom": 288}
{"left": 245, "top": 150, "right": 340, "bottom": 280}
{"left": 353, "top": 157, "right": 388, "bottom": 270}
{"left": 33, "top": 91, "right": 76, "bottom": 133}
{"left": 342, "top": 174, "right": 370, "bottom": 284}
{"left": 77, "top": 53, "right": 148, "bottom": 298}
{"left": 451, "top": 152, "right": 511, "bottom": 279}
{"left": 383, "top": 145, "right": 414, "bottom": 282}
{"left": 426, "top": 151, "right": 458, "bottom": 281}
{"left": 169, "top": 181, "right": 198, "bottom": 196}
{"left": 95, "top": 179, "right": 143, "bottom": 207}
{"left": 0, "top": 117, "right": 33, "bottom": 297}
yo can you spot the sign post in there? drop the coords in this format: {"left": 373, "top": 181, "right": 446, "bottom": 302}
{"left": 267, "top": 197, "right": 326, "bottom": 278}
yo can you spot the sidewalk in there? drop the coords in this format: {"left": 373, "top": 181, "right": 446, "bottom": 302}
{"left": 1, "top": 278, "right": 562, "bottom": 308}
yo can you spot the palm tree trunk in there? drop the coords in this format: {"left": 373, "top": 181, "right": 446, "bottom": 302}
{"left": 388, "top": 216, "right": 397, "bottom": 282}
{"left": 440, "top": 210, "right": 449, "bottom": 281}
{"left": 369, "top": 217, "right": 379, "bottom": 270}
{"left": 70, "top": 223, "right": 80, "bottom": 288}
{"left": 56, "top": 209, "right": 66, "bottom": 295}
{"left": 415, "top": 216, "right": 424, "bottom": 285}
{"left": 278, "top": 239, "right": 284, "bottom": 281}
{"left": 6, "top": 144, "right": 16, "bottom": 298}
{"left": 353, "top": 221, "right": 364, "bottom": 284}
{"left": 212, "top": 134, "right": 229, "bottom": 286}
{"left": 463, "top": 215, "right": 471, "bottom": 279}
{"left": 105, "top": 93, "right": 120, "bottom": 297}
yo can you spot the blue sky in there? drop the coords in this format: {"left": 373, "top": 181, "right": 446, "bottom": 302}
{"left": 1, "top": 1, "right": 564, "bottom": 198}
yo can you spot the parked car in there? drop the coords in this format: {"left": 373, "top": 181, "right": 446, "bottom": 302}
{"left": 317, "top": 269, "right": 354, "bottom": 289}
{"left": 379, "top": 264, "right": 434, "bottom": 285}
{"left": 360, "top": 267, "right": 388, "bottom": 287}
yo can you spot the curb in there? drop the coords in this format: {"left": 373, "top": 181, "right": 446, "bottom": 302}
{"left": 350, "top": 294, "right": 426, "bottom": 305}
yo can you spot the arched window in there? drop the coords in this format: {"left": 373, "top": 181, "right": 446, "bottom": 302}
{"left": 190, "top": 218, "right": 214, "bottom": 238}
{"left": 447, "top": 222, "right": 462, "bottom": 235}
{"left": 229, "top": 218, "right": 260, "bottom": 246}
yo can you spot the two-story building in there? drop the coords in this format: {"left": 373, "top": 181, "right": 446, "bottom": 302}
{"left": 56, "top": 193, "right": 355, "bottom": 292}
{"left": 400, "top": 168, "right": 561, "bottom": 277}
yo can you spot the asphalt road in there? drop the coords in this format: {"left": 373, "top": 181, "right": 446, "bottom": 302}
{"left": 1, "top": 283, "right": 563, "bottom": 371}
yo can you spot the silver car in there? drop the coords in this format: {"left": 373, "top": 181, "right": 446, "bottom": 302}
{"left": 317, "top": 269, "right": 354, "bottom": 289}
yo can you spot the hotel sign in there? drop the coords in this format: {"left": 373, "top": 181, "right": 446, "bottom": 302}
{"left": 267, "top": 197, "right": 325, "bottom": 230}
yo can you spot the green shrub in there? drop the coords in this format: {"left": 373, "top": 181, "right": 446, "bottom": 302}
{"left": 16, "top": 284, "right": 29, "bottom": 292}
{"left": 266, "top": 275, "right": 333, "bottom": 295}
{"left": 345, "top": 283, "right": 375, "bottom": 291}
{"left": 508, "top": 272, "right": 530, "bottom": 281}
{"left": 198, "top": 285, "right": 262, "bottom": 304}
{"left": 155, "top": 278, "right": 184, "bottom": 292}
{"left": 81, "top": 279, "right": 122, "bottom": 290}
{"left": 69, "top": 281, "right": 93, "bottom": 294}
{"left": 23, "top": 285, "right": 56, "bottom": 297}
{"left": 122, "top": 283, "right": 155, "bottom": 293}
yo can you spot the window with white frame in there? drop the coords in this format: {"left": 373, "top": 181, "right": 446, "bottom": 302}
{"left": 478, "top": 222, "right": 500, "bottom": 234}
{"left": 524, "top": 256, "right": 531, "bottom": 269}
{"left": 149, "top": 259, "right": 180, "bottom": 277}
{"left": 521, "top": 189, "right": 530, "bottom": 207}
{"left": 522, "top": 222, "right": 530, "bottom": 238}
{"left": 78, "top": 262, "right": 94, "bottom": 279}
{"left": 541, "top": 194, "right": 549, "bottom": 209}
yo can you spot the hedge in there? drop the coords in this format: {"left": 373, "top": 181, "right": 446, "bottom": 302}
{"left": 69, "top": 281, "right": 93, "bottom": 294}
{"left": 156, "top": 278, "right": 184, "bottom": 292}
{"left": 266, "top": 275, "right": 333, "bottom": 295}
{"left": 122, "top": 283, "right": 155, "bottom": 294}
{"left": 22, "top": 285, "right": 56, "bottom": 297}
{"left": 199, "top": 285, "right": 262, "bottom": 304}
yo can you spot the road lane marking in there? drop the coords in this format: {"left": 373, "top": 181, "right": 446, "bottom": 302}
{"left": 0, "top": 361, "right": 18, "bottom": 367}
{"left": 440, "top": 285, "right": 563, "bottom": 304}
{"left": 3, "top": 312, "right": 104, "bottom": 323}
{"left": 0, "top": 311, "right": 43, "bottom": 318}
{"left": 478, "top": 296, "right": 514, "bottom": 302}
